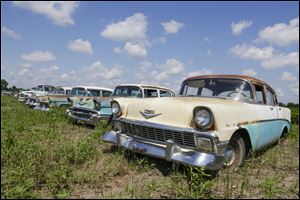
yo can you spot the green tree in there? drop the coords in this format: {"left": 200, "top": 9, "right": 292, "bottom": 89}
{"left": 11, "top": 85, "right": 18, "bottom": 92}
{"left": 1, "top": 79, "right": 8, "bottom": 90}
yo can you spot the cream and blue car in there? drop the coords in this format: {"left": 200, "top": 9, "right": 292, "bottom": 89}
{"left": 103, "top": 75, "right": 291, "bottom": 170}
{"left": 67, "top": 84, "right": 175, "bottom": 126}
{"left": 33, "top": 86, "right": 72, "bottom": 111}
{"left": 66, "top": 86, "right": 114, "bottom": 125}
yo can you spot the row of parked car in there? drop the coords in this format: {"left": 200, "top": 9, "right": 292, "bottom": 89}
{"left": 17, "top": 84, "right": 175, "bottom": 125}
{"left": 16, "top": 74, "right": 292, "bottom": 170}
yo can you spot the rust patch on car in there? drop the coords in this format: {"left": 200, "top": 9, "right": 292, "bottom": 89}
{"left": 237, "top": 120, "right": 260, "bottom": 127}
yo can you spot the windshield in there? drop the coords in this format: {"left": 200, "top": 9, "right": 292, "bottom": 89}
{"left": 54, "top": 88, "right": 65, "bottom": 95}
{"left": 113, "top": 86, "right": 142, "bottom": 97}
{"left": 37, "top": 86, "right": 44, "bottom": 91}
{"left": 180, "top": 78, "right": 253, "bottom": 102}
{"left": 87, "top": 89, "right": 101, "bottom": 97}
{"left": 70, "top": 87, "right": 86, "bottom": 96}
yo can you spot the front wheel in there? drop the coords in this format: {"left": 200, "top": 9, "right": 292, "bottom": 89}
{"left": 224, "top": 134, "right": 246, "bottom": 167}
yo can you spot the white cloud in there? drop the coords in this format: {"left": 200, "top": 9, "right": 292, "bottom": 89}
{"left": 40, "top": 65, "right": 59, "bottom": 75}
{"left": 20, "top": 63, "right": 32, "bottom": 68}
{"left": 258, "top": 17, "right": 299, "bottom": 46}
{"left": 1, "top": 26, "right": 21, "bottom": 39}
{"left": 261, "top": 52, "right": 299, "bottom": 69}
{"left": 202, "top": 37, "right": 211, "bottom": 42}
{"left": 21, "top": 51, "right": 56, "bottom": 62}
{"left": 161, "top": 20, "right": 184, "bottom": 34}
{"left": 12, "top": 1, "right": 79, "bottom": 26}
{"left": 185, "top": 68, "right": 213, "bottom": 78}
{"left": 231, "top": 20, "right": 253, "bottom": 35}
{"left": 242, "top": 68, "right": 257, "bottom": 77}
{"left": 151, "top": 37, "right": 167, "bottom": 45}
{"left": 230, "top": 44, "right": 273, "bottom": 60}
{"left": 82, "top": 61, "right": 122, "bottom": 80}
{"left": 207, "top": 49, "right": 212, "bottom": 56}
{"left": 17, "top": 68, "right": 32, "bottom": 77}
{"left": 123, "top": 42, "right": 147, "bottom": 58}
{"left": 139, "top": 61, "right": 152, "bottom": 72}
{"left": 289, "top": 82, "right": 299, "bottom": 95}
{"left": 157, "top": 58, "right": 185, "bottom": 81}
{"left": 101, "top": 13, "right": 147, "bottom": 42}
{"left": 114, "top": 46, "right": 123, "bottom": 54}
{"left": 280, "top": 72, "right": 297, "bottom": 81}
{"left": 276, "top": 88, "right": 284, "bottom": 97}
{"left": 67, "top": 38, "right": 93, "bottom": 54}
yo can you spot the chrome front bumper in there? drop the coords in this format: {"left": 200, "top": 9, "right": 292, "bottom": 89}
{"left": 66, "top": 108, "right": 106, "bottom": 125}
{"left": 33, "top": 104, "right": 50, "bottom": 111}
{"left": 103, "top": 130, "right": 226, "bottom": 170}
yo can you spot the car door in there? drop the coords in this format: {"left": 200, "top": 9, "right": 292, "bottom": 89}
{"left": 253, "top": 84, "right": 278, "bottom": 150}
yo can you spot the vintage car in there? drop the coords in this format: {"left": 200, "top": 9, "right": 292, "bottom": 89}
{"left": 18, "top": 88, "right": 38, "bottom": 102}
{"left": 67, "top": 84, "right": 175, "bottom": 126}
{"left": 66, "top": 86, "right": 114, "bottom": 124}
{"left": 103, "top": 75, "right": 291, "bottom": 170}
{"left": 25, "top": 85, "right": 56, "bottom": 107}
{"left": 33, "top": 86, "right": 72, "bottom": 111}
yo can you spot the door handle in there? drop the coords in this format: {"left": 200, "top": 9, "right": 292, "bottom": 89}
{"left": 278, "top": 108, "right": 282, "bottom": 111}
{"left": 269, "top": 107, "right": 273, "bottom": 111}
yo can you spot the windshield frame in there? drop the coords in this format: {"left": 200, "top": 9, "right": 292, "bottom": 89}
{"left": 179, "top": 78, "right": 255, "bottom": 103}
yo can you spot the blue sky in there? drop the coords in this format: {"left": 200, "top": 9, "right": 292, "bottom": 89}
{"left": 1, "top": 1, "right": 299, "bottom": 103}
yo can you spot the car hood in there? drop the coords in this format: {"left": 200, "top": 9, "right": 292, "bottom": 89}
{"left": 117, "top": 96, "right": 249, "bottom": 129}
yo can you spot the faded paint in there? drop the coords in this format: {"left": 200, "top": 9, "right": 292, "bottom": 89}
{"left": 240, "top": 120, "right": 291, "bottom": 151}
{"left": 186, "top": 74, "right": 273, "bottom": 90}
{"left": 113, "top": 96, "right": 291, "bottom": 143}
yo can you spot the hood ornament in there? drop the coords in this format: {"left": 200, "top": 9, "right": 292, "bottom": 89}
{"left": 140, "top": 109, "right": 162, "bottom": 119}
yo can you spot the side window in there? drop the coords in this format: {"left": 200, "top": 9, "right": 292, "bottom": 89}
{"left": 265, "top": 88, "right": 275, "bottom": 106}
{"left": 159, "top": 90, "right": 172, "bottom": 97}
{"left": 87, "top": 89, "right": 101, "bottom": 97}
{"left": 255, "top": 85, "right": 265, "bottom": 104}
{"left": 102, "top": 90, "right": 112, "bottom": 97}
{"left": 144, "top": 89, "right": 158, "bottom": 98}
{"left": 66, "top": 90, "right": 71, "bottom": 95}
{"left": 201, "top": 88, "right": 213, "bottom": 96}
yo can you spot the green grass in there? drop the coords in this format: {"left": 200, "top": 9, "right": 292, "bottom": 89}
{"left": 1, "top": 96, "right": 299, "bottom": 198}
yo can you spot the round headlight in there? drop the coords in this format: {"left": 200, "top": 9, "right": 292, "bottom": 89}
{"left": 111, "top": 102, "right": 121, "bottom": 116}
{"left": 194, "top": 108, "right": 213, "bottom": 129}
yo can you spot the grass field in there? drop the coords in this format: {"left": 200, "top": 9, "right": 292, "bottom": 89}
{"left": 1, "top": 96, "right": 299, "bottom": 198}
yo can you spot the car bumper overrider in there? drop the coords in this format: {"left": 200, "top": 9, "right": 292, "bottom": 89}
{"left": 103, "top": 118, "right": 228, "bottom": 170}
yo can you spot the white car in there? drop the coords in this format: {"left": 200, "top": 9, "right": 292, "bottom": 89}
{"left": 103, "top": 75, "right": 291, "bottom": 170}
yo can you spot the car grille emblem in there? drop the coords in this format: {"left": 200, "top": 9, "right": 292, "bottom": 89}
{"left": 139, "top": 109, "right": 162, "bottom": 119}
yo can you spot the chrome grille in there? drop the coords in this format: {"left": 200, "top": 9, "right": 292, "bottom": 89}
{"left": 119, "top": 121, "right": 195, "bottom": 148}
{"left": 71, "top": 107, "right": 97, "bottom": 119}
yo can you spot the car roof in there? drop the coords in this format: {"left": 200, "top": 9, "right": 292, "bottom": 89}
{"left": 185, "top": 74, "right": 274, "bottom": 91}
{"left": 56, "top": 86, "right": 72, "bottom": 90}
{"left": 72, "top": 86, "right": 113, "bottom": 92}
{"left": 37, "top": 85, "right": 55, "bottom": 87}
{"left": 116, "top": 84, "right": 175, "bottom": 93}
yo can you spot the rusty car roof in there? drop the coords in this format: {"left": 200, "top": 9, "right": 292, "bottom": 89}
{"left": 185, "top": 74, "right": 274, "bottom": 89}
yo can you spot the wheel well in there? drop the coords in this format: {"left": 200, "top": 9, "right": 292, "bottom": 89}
{"left": 280, "top": 126, "right": 288, "bottom": 138}
{"left": 231, "top": 129, "right": 252, "bottom": 156}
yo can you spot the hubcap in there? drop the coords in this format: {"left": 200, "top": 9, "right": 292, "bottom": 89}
{"left": 224, "top": 146, "right": 236, "bottom": 166}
